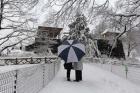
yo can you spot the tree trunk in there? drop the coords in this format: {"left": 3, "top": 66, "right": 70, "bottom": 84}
{"left": 127, "top": 42, "right": 131, "bottom": 57}
{"left": 0, "top": 0, "right": 4, "bottom": 30}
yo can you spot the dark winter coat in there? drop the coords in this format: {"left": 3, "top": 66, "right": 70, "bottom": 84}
{"left": 64, "top": 63, "right": 73, "bottom": 69}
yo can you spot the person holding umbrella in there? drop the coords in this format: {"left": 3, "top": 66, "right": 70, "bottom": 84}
{"left": 73, "top": 57, "right": 84, "bottom": 82}
{"left": 63, "top": 62, "right": 73, "bottom": 81}
{"left": 58, "top": 40, "right": 85, "bottom": 81}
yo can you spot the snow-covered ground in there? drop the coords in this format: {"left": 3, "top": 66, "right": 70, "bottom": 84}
{"left": 6, "top": 49, "right": 38, "bottom": 57}
{"left": 39, "top": 63, "right": 140, "bottom": 93}
{"left": 136, "top": 57, "right": 140, "bottom": 62}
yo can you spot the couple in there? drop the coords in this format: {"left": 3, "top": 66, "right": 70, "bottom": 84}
{"left": 64, "top": 60, "right": 83, "bottom": 82}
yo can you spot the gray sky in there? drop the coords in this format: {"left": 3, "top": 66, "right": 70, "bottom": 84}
{"left": 97, "top": 0, "right": 117, "bottom": 7}
{"left": 36, "top": 0, "right": 118, "bottom": 25}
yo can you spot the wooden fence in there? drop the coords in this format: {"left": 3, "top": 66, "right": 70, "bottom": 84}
{"left": 0, "top": 57, "right": 60, "bottom": 93}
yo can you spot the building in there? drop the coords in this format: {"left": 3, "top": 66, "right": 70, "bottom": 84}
{"left": 26, "top": 26, "right": 63, "bottom": 54}
{"left": 101, "top": 29, "right": 120, "bottom": 40}
{"left": 96, "top": 29, "right": 125, "bottom": 59}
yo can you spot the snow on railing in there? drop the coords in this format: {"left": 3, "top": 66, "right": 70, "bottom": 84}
{"left": 86, "top": 57, "right": 140, "bottom": 85}
{"left": 0, "top": 56, "right": 59, "bottom": 65}
{"left": 0, "top": 57, "right": 61, "bottom": 93}
{"left": 0, "top": 71, "right": 16, "bottom": 93}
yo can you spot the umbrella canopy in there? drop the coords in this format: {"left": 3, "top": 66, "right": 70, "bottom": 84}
{"left": 58, "top": 40, "right": 85, "bottom": 63}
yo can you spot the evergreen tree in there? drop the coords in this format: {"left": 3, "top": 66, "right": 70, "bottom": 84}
{"left": 68, "top": 12, "right": 90, "bottom": 44}
{"left": 67, "top": 12, "right": 101, "bottom": 57}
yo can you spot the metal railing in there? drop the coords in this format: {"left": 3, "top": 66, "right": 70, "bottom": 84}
{"left": 0, "top": 57, "right": 61, "bottom": 93}
{"left": 87, "top": 57, "right": 140, "bottom": 85}
{"left": 0, "top": 56, "right": 59, "bottom": 65}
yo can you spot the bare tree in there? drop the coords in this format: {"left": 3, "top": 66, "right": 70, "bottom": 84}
{"left": 42, "top": 0, "right": 109, "bottom": 27}
{"left": 92, "top": 0, "right": 140, "bottom": 58}
{"left": 0, "top": 0, "right": 38, "bottom": 55}
{"left": 0, "top": 0, "right": 38, "bottom": 30}
{"left": 127, "top": 29, "right": 140, "bottom": 57}
{"left": 44, "top": 0, "right": 140, "bottom": 58}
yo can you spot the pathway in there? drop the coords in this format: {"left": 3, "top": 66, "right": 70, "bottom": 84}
{"left": 39, "top": 63, "right": 140, "bottom": 93}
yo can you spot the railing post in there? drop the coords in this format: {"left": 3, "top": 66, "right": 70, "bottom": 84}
{"left": 30, "top": 57, "right": 33, "bottom": 64}
{"left": 54, "top": 61, "right": 55, "bottom": 76}
{"left": 110, "top": 59, "right": 113, "bottom": 72}
{"left": 14, "top": 70, "right": 18, "bottom": 93}
{"left": 42, "top": 64, "right": 45, "bottom": 87}
{"left": 15, "top": 58, "right": 18, "bottom": 65}
{"left": 124, "top": 65, "right": 128, "bottom": 79}
{"left": 45, "top": 57, "right": 47, "bottom": 63}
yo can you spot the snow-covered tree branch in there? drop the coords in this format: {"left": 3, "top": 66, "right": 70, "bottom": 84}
{"left": 0, "top": 0, "right": 39, "bottom": 55}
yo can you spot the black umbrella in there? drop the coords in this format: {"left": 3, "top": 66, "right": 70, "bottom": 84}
{"left": 58, "top": 40, "right": 85, "bottom": 63}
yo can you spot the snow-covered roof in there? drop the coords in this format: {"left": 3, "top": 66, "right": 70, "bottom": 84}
{"left": 38, "top": 26, "right": 63, "bottom": 37}
{"left": 101, "top": 29, "right": 121, "bottom": 35}
{"left": 7, "top": 49, "right": 38, "bottom": 57}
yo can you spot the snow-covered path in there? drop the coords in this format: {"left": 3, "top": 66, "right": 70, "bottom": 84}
{"left": 39, "top": 63, "right": 140, "bottom": 93}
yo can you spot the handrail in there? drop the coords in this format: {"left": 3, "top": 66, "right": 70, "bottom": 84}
{"left": 0, "top": 58, "right": 61, "bottom": 93}
{"left": 0, "top": 56, "right": 59, "bottom": 65}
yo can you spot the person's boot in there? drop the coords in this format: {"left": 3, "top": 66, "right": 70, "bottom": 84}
{"left": 79, "top": 71, "right": 82, "bottom": 81}
{"left": 73, "top": 79, "right": 80, "bottom": 82}
{"left": 67, "top": 69, "right": 71, "bottom": 81}
{"left": 67, "top": 78, "right": 71, "bottom": 81}
{"left": 74, "top": 70, "right": 80, "bottom": 82}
